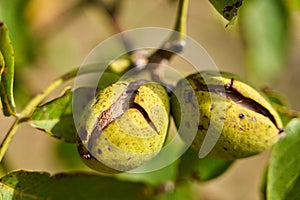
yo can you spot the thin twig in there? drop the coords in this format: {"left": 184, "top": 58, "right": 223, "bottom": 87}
{"left": 0, "top": 118, "right": 19, "bottom": 161}
{"left": 145, "top": 0, "right": 189, "bottom": 84}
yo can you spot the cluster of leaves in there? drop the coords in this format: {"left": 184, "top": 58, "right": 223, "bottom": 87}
{"left": 0, "top": 0, "right": 299, "bottom": 199}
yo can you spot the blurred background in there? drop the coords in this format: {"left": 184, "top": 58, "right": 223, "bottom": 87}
{"left": 0, "top": 0, "right": 299, "bottom": 199}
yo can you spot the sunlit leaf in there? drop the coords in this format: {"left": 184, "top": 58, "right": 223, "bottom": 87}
{"left": 178, "top": 148, "right": 233, "bottom": 181}
{"left": 0, "top": 21, "right": 16, "bottom": 116}
{"left": 240, "top": 0, "right": 289, "bottom": 83}
{"left": 267, "top": 118, "right": 300, "bottom": 200}
{"left": 29, "top": 89, "right": 77, "bottom": 143}
{"left": 0, "top": 170, "right": 152, "bottom": 200}
{"left": 209, "top": 0, "right": 243, "bottom": 22}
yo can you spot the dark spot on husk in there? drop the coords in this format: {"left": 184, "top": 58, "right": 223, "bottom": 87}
{"left": 184, "top": 90, "right": 196, "bottom": 108}
{"left": 239, "top": 113, "right": 246, "bottom": 119}
{"left": 97, "top": 148, "right": 102, "bottom": 155}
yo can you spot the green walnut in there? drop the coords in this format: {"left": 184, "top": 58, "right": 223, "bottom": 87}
{"left": 171, "top": 71, "right": 284, "bottom": 160}
{"left": 77, "top": 79, "right": 170, "bottom": 173}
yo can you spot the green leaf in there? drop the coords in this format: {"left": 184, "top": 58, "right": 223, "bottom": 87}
{"left": 284, "top": 176, "right": 300, "bottom": 200}
{"left": 178, "top": 148, "right": 233, "bottom": 181}
{"left": 209, "top": 0, "right": 243, "bottom": 21}
{"left": 240, "top": 0, "right": 289, "bottom": 83}
{"left": 0, "top": 170, "right": 152, "bottom": 200}
{"left": 29, "top": 89, "right": 77, "bottom": 143}
{"left": 0, "top": 0, "right": 36, "bottom": 109}
{"left": 0, "top": 21, "right": 16, "bottom": 116}
{"left": 267, "top": 118, "right": 300, "bottom": 200}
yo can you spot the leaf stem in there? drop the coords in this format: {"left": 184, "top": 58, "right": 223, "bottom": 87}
{"left": 0, "top": 118, "right": 20, "bottom": 162}
{"left": 149, "top": 0, "right": 189, "bottom": 61}
{"left": 146, "top": 0, "right": 189, "bottom": 84}
{"left": 18, "top": 77, "right": 65, "bottom": 119}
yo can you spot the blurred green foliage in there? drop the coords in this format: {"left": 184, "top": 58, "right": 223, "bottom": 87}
{"left": 0, "top": 0, "right": 299, "bottom": 199}
{"left": 240, "top": 0, "right": 289, "bottom": 84}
